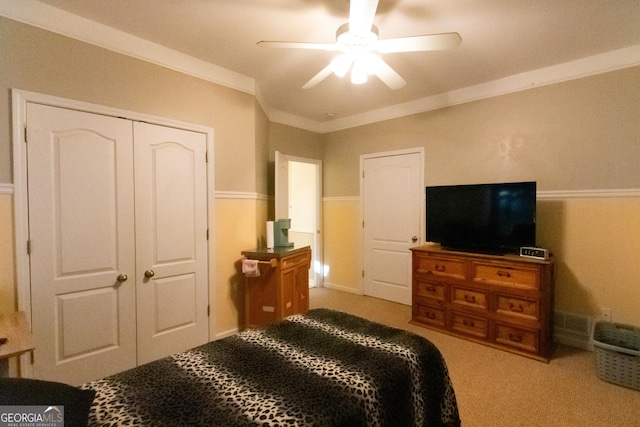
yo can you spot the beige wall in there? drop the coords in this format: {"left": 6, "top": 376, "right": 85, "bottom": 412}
{"left": 537, "top": 197, "right": 640, "bottom": 323}
{"left": 323, "top": 67, "right": 640, "bottom": 196}
{"left": 0, "top": 18, "right": 267, "bottom": 337}
{"left": 2, "top": 14, "right": 639, "bottom": 343}
{"left": 322, "top": 198, "right": 361, "bottom": 294}
{"left": 321, "top": 66, "right": 640, "bottom": 325}
{"left": 0, "top": 193, "right": 15, "bottom": 314}
{"left": 267, "top": 122, "right": 324, "bottom": 201}
{"left": 0, "top": 18, "right": 258, "bottom": 192}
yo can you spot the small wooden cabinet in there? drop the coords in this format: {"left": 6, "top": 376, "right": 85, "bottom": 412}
{"left": 410, "top": 245, "right": 556, "bottom": 362}
{"left": 241, "top": 246, "right": 311, "bottom": 328}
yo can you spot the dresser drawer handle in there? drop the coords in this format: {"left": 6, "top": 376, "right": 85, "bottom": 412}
{"left": 509, "top": 333, "right": 523, "bottom": 343}
{"left": 464, "top": 294, "right": 476, "bottom": 303}
{"left": 463, "top": 319, "right": 475, "bottom": 327}
{"left": 509, "top": 303, "right": 524, "bottom": 313}
{"left": 497, "top": 270, "right": 512, "bottom": 278}
{"left": 425, "top": 285, "right": 436, "bottom": 292}
{"left": 435, "top": 264, "right": 446, "bottom": 272}
{"left": 425, "top": 311, "right": 436, "bottom": 320}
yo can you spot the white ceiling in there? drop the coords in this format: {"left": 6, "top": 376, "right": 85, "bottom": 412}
{"left": 6, "top": 0, "right": 640, "bottom": 132}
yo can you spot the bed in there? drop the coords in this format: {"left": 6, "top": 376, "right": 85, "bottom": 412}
{"left": 81, "top": 309, "right": 460, "bottom": 426}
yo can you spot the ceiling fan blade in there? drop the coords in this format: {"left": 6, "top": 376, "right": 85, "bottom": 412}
{"left": 376, "top": 32, "right": 462, "bottom": 53}
{"left": 368, "top": 56, "right": 406, "bottom": 90}
{"left": 257, "top": 41, "right": 341, "bottom": 51}
{"left": 302, "top": 63, "right": 335, "bottom": 89}
{"left": 349, "top": 0, "right": 379, "bottom": 35}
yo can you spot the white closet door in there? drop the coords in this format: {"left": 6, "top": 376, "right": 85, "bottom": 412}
{"left": 133, "top": 122, "right": 209, "bottom": 365}
{"left": 27, "top": 103, "right": 136, "bottom": 385}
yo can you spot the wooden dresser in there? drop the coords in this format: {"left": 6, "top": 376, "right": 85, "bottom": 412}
{"left": 241, "top": 246, "right": 311, "bottom": 328}
{"left": 410, "top": 245, "right": 556, "bottom": 362}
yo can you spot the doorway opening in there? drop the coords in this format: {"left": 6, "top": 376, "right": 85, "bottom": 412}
{"left": 275, "top": 152, "right": 323, "bottom": 288}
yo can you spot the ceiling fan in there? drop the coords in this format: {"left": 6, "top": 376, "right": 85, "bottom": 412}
{"left": 257, "top": 0, "right": 461, "bottom": 90}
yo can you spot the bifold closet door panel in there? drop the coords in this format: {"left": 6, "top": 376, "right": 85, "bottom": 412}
{"left": 133, "top": 121, "right": 209, "bottom": 365}
{"left": 26, "top": 103, "right": 137, "bottom": 385}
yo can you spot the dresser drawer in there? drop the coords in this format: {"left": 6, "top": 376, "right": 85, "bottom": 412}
{"left": 281, "top": 252, "right": 310, "bottom": 270}
{"left": 494, "top": 323, "right": 539, "bottom": 353}
{"left": 495, "top": 294, "right": 539, "bottom": 321}
{"left": 415, "top": 279, "right": 446, "bottom": 302}
{"left": 413, "top": 300, "right": 446, "bottom": 328}
{"left": 450, "top": 311, "right": 488, "bottom": 339}
{"left": 415, "top": 255, "right": 466, "bottom": 281}
{"left": 451, "top": 285, "right": 488, "bottom": 311}
{"left": 472, "top": 262, "right": 539, "bottom": 290}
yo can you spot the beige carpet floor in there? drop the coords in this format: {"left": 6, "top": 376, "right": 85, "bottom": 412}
{"left": 309, "top": 287, "right": 640, "bottom": 427}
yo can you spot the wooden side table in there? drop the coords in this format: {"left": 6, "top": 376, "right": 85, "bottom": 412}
{"left": 241, "top": 246, "right": 311, "bottom": 328}
{"left": 0, "top": 311, "right": 35, "bottom": 377}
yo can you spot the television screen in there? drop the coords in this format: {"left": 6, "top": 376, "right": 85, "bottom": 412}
{"left": 426, "top": 181, "right": 536, "bottom": 254}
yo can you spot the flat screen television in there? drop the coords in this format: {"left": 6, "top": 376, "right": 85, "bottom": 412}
{"left": 426, "top": 181, "right": 536, "bottom": 254}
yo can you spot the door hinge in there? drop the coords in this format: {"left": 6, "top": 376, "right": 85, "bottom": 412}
{"left": 26, "top": 240, "right": 31, "bottom": 255}
{"left": 362, "top": 270, "right": 365, "bottom": 278}
{"left": 362, "top": 220, "right": 364, "bottom": 228}
{"left": 206, "top": 229, "right": 209, "bottom": 240}
{"left": 205, "top": 151, "right": 209, "bottom": 163}
{"left": 24, "top": 125, "right": 27, "bottom": 143}
{"left": 207, "top": 305, "right": 210, "bottom": 317}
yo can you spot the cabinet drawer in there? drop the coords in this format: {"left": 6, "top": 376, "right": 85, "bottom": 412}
{"left": 494, "top": 323, "right": 539, "bottom": 353}
{"left": 281, "top": 252, "right": 310, "bottom": 270}
{"left": 472, "top": 262, "right": 539, "bottom": 290}
{"left": 451, "top": 285, "right": 488, "bottom": 311}
{"left": 413, "top": 301, "right": 446, "bottom": 328}
{"left": 415, "top": 279, "right": 446, "bottom": 302}
{"left": 495, "top": 294, "right": 539, "bottom": 321}
{"left": 415, "top": 255, "right": 466, "bottom": 281}
{"left": 450, "top": 311, "right": 488, "bottom": 339}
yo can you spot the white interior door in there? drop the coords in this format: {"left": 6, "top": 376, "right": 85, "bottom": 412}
{"left": 275, "top": 151, "right": 322, "bottom": 287}
{"left": 362, "top": 150, "right": 423, "bottom": 305}
{"left": 27, "top": 103, "right": 137, "bottom": 385}
{"left": 134, "top": 122, "right": 209, "bottom": 365}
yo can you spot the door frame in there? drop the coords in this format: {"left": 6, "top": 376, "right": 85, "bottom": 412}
{"left": 360, "top": 147, "right": 425, "bottom": 295}
{"left": 275, "top": 151, "right": 323, "bottom": 288}
{"left": 11, "top": 89, "right": 216, "bottom": 376}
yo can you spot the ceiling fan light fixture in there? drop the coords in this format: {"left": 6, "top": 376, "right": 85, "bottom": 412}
{"left": 336, "top": 23, "right": 379, "bottom": 48}
{"left": 330, "top": 54, "right": 353, "bottom": 77}
{"left": 351, "top": 59, "right": 368, "bottom": 84}
{"left": 260, "top": 0, "right": 459, "bottom": 90}
{"left": 361, "top": 53, "right": 382, "bottom": 75}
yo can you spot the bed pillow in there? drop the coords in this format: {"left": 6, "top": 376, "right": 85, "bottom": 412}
{"left": 0, "top": 378, "right": 95, "bottom": 427}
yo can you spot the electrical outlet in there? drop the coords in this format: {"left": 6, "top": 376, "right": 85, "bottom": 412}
{"left": 602, "top": 308, "right": 612, "bottom": 322}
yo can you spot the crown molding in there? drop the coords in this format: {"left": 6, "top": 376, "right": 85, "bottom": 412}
{"left": 0, "top": 0, "right": 254, "bottom": 95}
{"left": 314, "top": 44, "right": 640, "bottom": 133}
{"left": 2, "top": 2, "right": 639, "bottom": 134}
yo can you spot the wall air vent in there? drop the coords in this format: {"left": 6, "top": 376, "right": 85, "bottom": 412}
{"left": 554, "top": 311, "right": 592, "bottom": 350}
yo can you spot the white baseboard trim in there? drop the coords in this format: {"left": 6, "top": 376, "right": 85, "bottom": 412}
{"left": 320, "top": 282, "right": 363, "bottom": 295}
{"left": 554, "top": 332, "right": 593, "bottom": 351}
{"left": 215, "top": 328, "right": 239, "bottom": 340}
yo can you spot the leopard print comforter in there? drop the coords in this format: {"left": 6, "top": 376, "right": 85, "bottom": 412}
{"left": 82, "top": 309, "right": 460, "bottom": 426}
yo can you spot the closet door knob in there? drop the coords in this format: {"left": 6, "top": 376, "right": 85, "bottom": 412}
{"left": 117, "top": 273, "right": 128, "bottom": 282}
{"left": 144, "top": 270, "right": 155, "bottom": 278}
